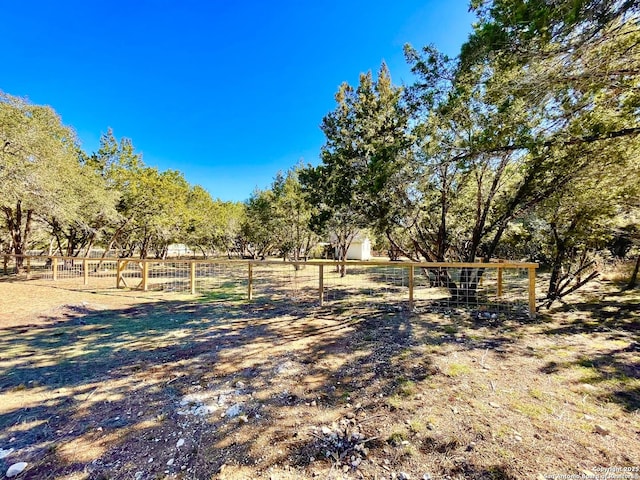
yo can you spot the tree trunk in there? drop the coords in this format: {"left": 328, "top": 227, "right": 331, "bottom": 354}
{"left": 547, "top": 259, "right": 563, "bottom": 301}
{"left": 336, "top": 243, "right": 348, "bottom": 277}
{"left": 624, "top": 254, "right": 640, "bottom": 291}
{"left": 425, "top": 267, "right": 458, "bottom": 292}
{"left": 140, "top": 229, "right": 150, "bottom": 259}
{"left": 82, "top": 235, "right": 95, "bottom": 258}
{"left": 53, "top": 224, "right": 65, "bottom": 256}
{"left": 1, "top": 201, "right": 34, "bottom": 272}
{"left": 456, "top": 267, "right": 483, "bottom": 302}
{"left": 95, "top": 217, "right": 133, "bottom": 270}
{"left": 546, "top": 225, "right": 566, "bottom": 301}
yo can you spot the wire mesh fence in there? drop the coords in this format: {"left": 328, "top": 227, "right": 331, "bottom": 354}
{"left": 195, "top": 261, "right": 246, "bottom": 300}
{"left": 411, "top": 266, "right": 531, "bottom": 318}
{"left": 323, "top": 264, "right": 409, "bottom": 305}
{"left": 251, "top": 262, "right": 319, "bottom": 303}
{"left": 2, "top": 255, "right": 537, "bottom": 317}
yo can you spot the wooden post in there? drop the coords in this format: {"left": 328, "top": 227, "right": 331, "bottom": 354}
{"left": 117, "top": 259, "right": 123, "bottom": 288}
{"left": 497, "top": 267, "right": 503, "bottom": 298}
{"left": 247, "top": 263, "right": 253, "bottom": 300}
{"left": 190, "top": 261, "right": 196, "bottom": 295}
{"left": 528, "top": 266, "right": 536, "bottom": 318}
{"left": 119, "top": 260, "right": 131, "bottom": 288}
{"left": 408, "top": 265, "right": 415, "bottom": 308}
{"left": 83, "top": 259, "right": 89, "bottom": 285}
{"left": 141, "top": 261, "right": 149, "bottom": 291}
{"left": 319, "top": 264, "right": 324, "bottom": 306}
{"left": 3, "top": 255, "right": 8, "bottom": 275}
{"left": 52, "top": 257, "right": 58, "bottom": 281}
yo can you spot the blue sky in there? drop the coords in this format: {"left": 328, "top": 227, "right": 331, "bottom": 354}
{"left": 1, "top": 1, "right": 474, "bottom": 202}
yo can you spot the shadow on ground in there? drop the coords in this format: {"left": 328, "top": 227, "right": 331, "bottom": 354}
{"left": 538, "top": 290, "right": 640, "bottom": 412}
{"left": 0, "top": 290, "right": 427, "bottom": 479}
{"left": 1, "top": 279, "right": 638, "bottom": 479}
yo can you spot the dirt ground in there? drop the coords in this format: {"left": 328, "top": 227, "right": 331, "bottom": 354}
{"left": 0, "top": 276, "right": 638, "bottom": 480}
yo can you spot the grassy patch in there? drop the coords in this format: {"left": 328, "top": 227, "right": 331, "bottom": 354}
{"left": 446, "top": 362, "right": 472, "bottom": 377}
{"left": 406, "top": 417, "right": 426, "bottom": 433}
{"left": 396, "top": 377, "right": 418, "bottom": 397}
{"left": 528, "top": 387, "right": 544, "bottom": 400}
{"left": 197, "top": 283, "right": 244, "bottom": 302}
{"left": 387, "top": 394, "right": 406, "bottom": 410}
{"left": 511, "top": 401, "right": 550, "bottom": 419}
{"left": 387, "top": 430, "right": 407, "bottom": 446}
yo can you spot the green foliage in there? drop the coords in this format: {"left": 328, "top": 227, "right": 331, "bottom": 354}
{"left": 458, "top": 0, "right": 640, "bottom": 302}
{"left": 307, "top": 0, "right": 639, "bottom": 302}
{"left": 0, "top": 91, "right": 84, "bottom": 260}
{"left": 269, "top": 166, "right": 318, "bottom": 261}
{"left": 0, "top": 104, "right": 244, "bottom": 260}
{"left": 302, "top": 63, "right": 411, "bottom": 272}
{"left": 241, "top": 165, "right": 317, "bottom": 260}
{"left": 94, "top": 131, "right": 213, "bottom": 259}
{"left": 241, "top": 187, "right": 277, "bottom": 259}
{"left": 184, "top": 186, "right": 244, "bottom": 257}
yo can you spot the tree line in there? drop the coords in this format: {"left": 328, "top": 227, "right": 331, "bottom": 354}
{"left": 2, "top": 0, "right": 639, "bottom": 303}
{"left": 0, "top": 100, "right": 249, "bottom": 263}
{"left": 303, "top": 0, "right": 640, "bottom": 300}
{"left": 0, "top": 90, "right": 323, "bottom": 265}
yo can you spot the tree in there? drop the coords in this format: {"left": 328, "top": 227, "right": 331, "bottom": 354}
{"left": 459, "top": 0, "right": 640, "bottom": 303}
{"left": 304, "top": 63, "right": 411, "bottom": 275}
{"left": 270, "top": 166, "right": 318, "bottom": 263}
{"left": 43, "top": 151, "right": 119, "bottom": 257}
{"left": 349, "top": 46, "right": 539, "bottom": 297}
{"left": 301, "top": 163, "right": 365, "bottom": 276}
{"left": 91, "top": 131, "right": 193, "bottom": 259}
{"left": 240, "top": 168, "right": 318, "bottom": 263}
{"left": 535, "top": 143, "right": 640, "bottom": 304}
{"left": 240, "top": 188, "right": 277, "bottom": 259}
{"left": 211, "top": 200, "right": 245, "bottom": 258}
{"left": 377, "top": 0, "right": 640, "bottom": 301}
{"left": 183, "top": 187, "right": 245, "bottom": 258}
{"left": 89, "top": 129, "right": 143, "bottom": 257}
{"left": 184, "top": 185, "right": 217, "bottom": 257}
{"left": 0, "top": 92, "right": 83, "bottom": 269}
{"left": 126, "top": 168, "right": 191, "bottom": 259}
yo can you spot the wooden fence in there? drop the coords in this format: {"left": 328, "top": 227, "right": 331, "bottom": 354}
{"left": 2, "top": 254, "right": 538, "bottom": 317}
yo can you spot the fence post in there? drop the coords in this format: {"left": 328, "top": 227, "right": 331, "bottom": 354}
{"left": 3, "top": 255, "right": 7, "bottom": 275}
{"left": 52, "top": 257, "right": 58, "bottom": 281}
{"left": 141, "top": 261, "right": 149, "bottom": 291}
{"left": 319, "top": 264, "right": 324, "bottom": 306}
{"left": 117, "top": 259, "right": 122, "bottom": 288}
{"left": 497, "top": 267, "right": 503, "bottom": 297}
{"left": 408, "top": 265, "right": 415, "bottom": 308}
{"left": 83, "top": 259, "right": 89, "bottom": 285}
{"left": 190, "top": 261, "right": 196, "bottom": 295}
{"left": 528, "top": 266, "right": 536, "bottom": 318}
{"left": 248, "top": 263, "right": 253, "bottom": 300}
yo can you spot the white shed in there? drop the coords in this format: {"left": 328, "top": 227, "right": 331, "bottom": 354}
{"left": 345, "top": 237, "right": 372, "bottom": 260}
{"left": 166, "top": 244, "right": 193, "bottom": 257}
{"left": 333, "top": 233, "right": 372, "bottom": 260}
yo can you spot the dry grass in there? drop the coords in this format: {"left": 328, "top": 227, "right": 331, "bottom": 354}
{"left": 0, "top": 275, "right": 638, "bottom": 480}
{"left": 601, "top": 259, "right": 638, "bottom": 284}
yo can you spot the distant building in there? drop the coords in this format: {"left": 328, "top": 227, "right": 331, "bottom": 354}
{"left": 166, "top": 244, "right": 193, "bottom": 257}
{"left": 330, "top": 232, "right": 372, "bottom": 260}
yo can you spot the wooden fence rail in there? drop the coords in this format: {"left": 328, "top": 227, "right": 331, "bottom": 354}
{"left": 2, "top": 254, "right": 538, "bottom": 317}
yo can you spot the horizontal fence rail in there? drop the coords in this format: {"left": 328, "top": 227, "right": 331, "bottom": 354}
{"left": 2, "top": 254, "right": 538, "bottom": 317}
